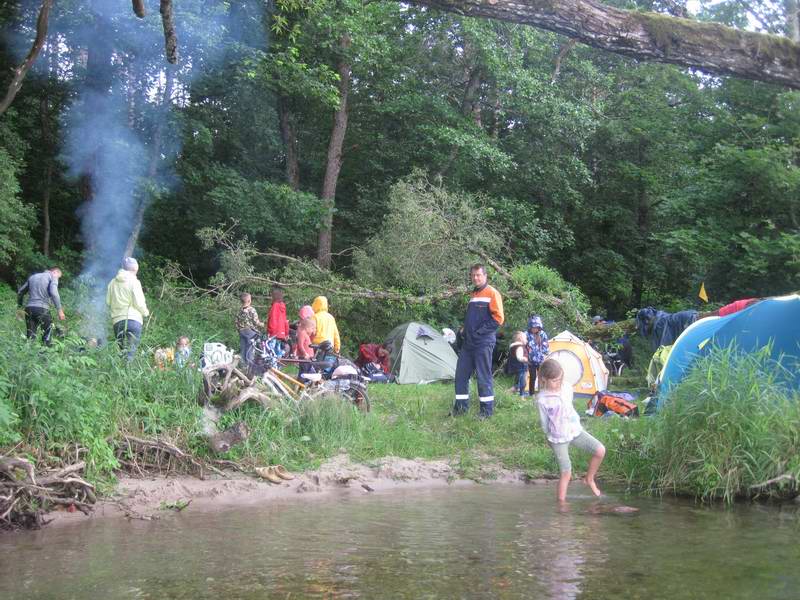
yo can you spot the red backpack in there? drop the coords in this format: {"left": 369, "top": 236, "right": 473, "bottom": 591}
{"left": 587, "top": 391, "right": 639, "bottom": 418}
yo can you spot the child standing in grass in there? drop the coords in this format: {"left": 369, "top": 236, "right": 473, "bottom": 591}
{"left": 236, "top": 292, "right": 264, "bottom": 361}
{"left": 175, "top": 336, "right": 193, "bottom": 368}
{"left": 536, "top": 358, "right": 605, "bottom": 502}
{"left": 508, "top": 331, "right": 529, "bottom": 396}
{"left": 295, "top": 317, "right": 317, "bottom": 377}
{"left": 266, "top": 287, "right": 290, "bottom": 358}
{"left": 526, "top": 315, "right": 549, "bottom": 394}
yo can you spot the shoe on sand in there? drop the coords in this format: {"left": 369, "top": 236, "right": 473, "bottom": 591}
{"left": 255, "top": 466, "right": 282, "bottom": 484}
{"left": 274, "top": 465, "right": 295, "bottom": 480}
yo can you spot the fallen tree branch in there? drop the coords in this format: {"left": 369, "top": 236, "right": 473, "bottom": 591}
{"left": 749, "top": 473, "right": 797, "bottom": 490}
{"left": 118, "top": 434, "right": 208, "bottom": 478}
{"left": 242, "top": 273, "right": 466, "bottom": 304}
{"left": 0, "top": 456, "right": 36, "bottom": 485}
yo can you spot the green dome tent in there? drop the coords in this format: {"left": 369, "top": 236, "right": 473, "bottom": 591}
{"left": 384, "top": 322, "right": 458, "bottom": 384}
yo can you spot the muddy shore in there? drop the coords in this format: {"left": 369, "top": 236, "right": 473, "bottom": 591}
{"left": 46, "top": 454, "right": 553, "bottom": 527}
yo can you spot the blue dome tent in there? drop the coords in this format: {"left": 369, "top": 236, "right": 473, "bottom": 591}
{"left": 653, "top": 295, "right": 800, "bottom": 411}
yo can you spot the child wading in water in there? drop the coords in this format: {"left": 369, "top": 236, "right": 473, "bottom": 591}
{"left": 537, "top": 358, "right": 605, "bottom": 502}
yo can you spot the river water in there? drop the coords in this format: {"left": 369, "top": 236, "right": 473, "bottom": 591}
{"left": 0, "top": 484, "right": 797, "bottom": 599}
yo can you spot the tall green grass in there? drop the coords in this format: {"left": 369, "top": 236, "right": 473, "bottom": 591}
{"left": 649, "top": 346, "right": 800, "bottom": 502}
{"left": 594, "top": 346, "right": 800, "bottom": 502}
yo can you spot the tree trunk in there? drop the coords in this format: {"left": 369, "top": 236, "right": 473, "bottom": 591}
{"left": 278, "top": 96, "right": 300, "bottom": 191}
{"left": 41, "top": 161, "right": 52, "bottom": 257}
{"left": 405, "top": 0, "right": 800, "bottom": 89}
{"left": 439, "top": 51, "right": 484, "bottom": 177}
{"left": 630, "top": 179, "right": 650, "bottom": 309}
{"left": 461, "top": 65, "right": 483, "bottom": 125}
{"left": 125, "top": 70, "right": 174, "bottom": 258}
{"left": 551, "top": 39, "right": 577, "bottom": 84}
{"left": 317, "top": 36, "right": 352, "bottom": 269}
{"left": 132, "top": 0, "right": 146, "bottom": 19}
{"left": 786, "top": 0, "right": 800, "bottom": 43}
{"left": 78, "top": 31, "right": 114, "bottom": 216}
{"left": 39, "top": 91, "right": 53, "bottom": 257}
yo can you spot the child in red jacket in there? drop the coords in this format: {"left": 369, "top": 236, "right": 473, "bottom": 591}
{"left": 266, "top": 287, "right": 290, "bottom": 358}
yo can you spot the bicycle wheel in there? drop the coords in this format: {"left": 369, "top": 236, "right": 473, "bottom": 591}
{"left": 348, "top": 381, "right": 371, "bottom": 413}
{"left": 245, "top": 342, "right": 268, "bottom": 376}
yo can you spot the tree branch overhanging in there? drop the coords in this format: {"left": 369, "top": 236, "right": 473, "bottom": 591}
{"left": 403, "top": 0, "right": 800, "bottom": 89}
{"left": 160, "top": 0, "right": 179, "bottom": 64}
{"left": 0, "top": 0, "right": 53, "bottom": 117}
{"left": 132, "top": 0, "right": 146, "bottom": 18}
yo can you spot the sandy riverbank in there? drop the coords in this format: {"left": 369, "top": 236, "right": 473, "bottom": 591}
{"left": 47, "top": 454, "right": 553, "bottom": 527}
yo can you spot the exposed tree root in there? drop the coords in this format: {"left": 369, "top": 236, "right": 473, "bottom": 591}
{"left": 0, "top": 457, "right": 96, "bottom": 530}
{"left": 115, "top": 434, "right": 229, "bottom": 480}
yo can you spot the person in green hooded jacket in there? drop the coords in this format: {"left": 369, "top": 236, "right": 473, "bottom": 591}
{"left": 106, "top": 257, "right": 150, "bottom": 361}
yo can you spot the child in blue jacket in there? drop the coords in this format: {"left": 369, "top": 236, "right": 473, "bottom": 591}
{"left": 526, "top": 315, "right": 549, "bottom": 394}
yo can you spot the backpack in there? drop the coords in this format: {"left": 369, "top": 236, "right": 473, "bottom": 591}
{"left": 587, "top": 391, "right": 639, "bottom": 418}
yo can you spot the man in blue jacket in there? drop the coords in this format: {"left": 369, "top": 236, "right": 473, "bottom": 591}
{"left": 17, "top": 267, "right": 65, "bottom": 345}
{"left": 452, "top": 264, "right": 505, "bottom": 419}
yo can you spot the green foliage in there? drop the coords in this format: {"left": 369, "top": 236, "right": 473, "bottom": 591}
{"left": 512, "top": 263, "right": 572, "bottom": 296}
{"left": 4, "top": 0, "right": 800, "bottom": 349}
{"left": 505, "top": 263, "right": 591, "bottom": 335}
{"left": 0, "top": 386, "right": 21, "bottom": 447}
{"left": 0, "top": 145, "right": 35, "bottom": 269}
{"left": 206, "top": 173, "right": 323, "bottom": 251}
{"left": 352, "top": 173, "right": 503, "bottom": 293}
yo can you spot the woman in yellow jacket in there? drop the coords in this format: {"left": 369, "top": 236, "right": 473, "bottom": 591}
{"left": 311, "top": 296, "right": 340, "bottom": 353}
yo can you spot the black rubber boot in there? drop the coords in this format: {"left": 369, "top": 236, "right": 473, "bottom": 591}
{"left": 450, "top": 398, "right": 469, "bottom": 416}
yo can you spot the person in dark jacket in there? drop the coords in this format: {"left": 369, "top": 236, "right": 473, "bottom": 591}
{"left": 17, "top": 267, "right": 65, "bottom": 345}
{"left": 452, "top": 264, "right": 504, "bottom": 419}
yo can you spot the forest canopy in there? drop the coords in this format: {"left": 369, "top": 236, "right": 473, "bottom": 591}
{"left": 1, "top": 0, "right": 799, "bottom": 318}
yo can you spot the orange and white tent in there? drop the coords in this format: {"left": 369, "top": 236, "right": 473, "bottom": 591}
{"left": 547, "top": 331, "right": 609, "bottom": 396}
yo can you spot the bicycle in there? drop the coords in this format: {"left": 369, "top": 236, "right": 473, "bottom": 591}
{"left": 601, "top": 342, "right": 626, "bottom": 377}
{"left": 245, "top": 335, "right": 370, "bottom": 412}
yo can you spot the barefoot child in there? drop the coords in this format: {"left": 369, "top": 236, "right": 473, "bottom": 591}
{"left": 536, "top": 359, "right": 605, "bottom": 502}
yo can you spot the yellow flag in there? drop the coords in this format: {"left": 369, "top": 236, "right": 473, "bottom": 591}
{"left": 698, "top": 282, "right": 709, "bottom": 303}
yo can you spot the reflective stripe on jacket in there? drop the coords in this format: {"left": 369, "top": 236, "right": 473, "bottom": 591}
{"left": 462, "top": 284, "right": 504, "bottom": 349}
